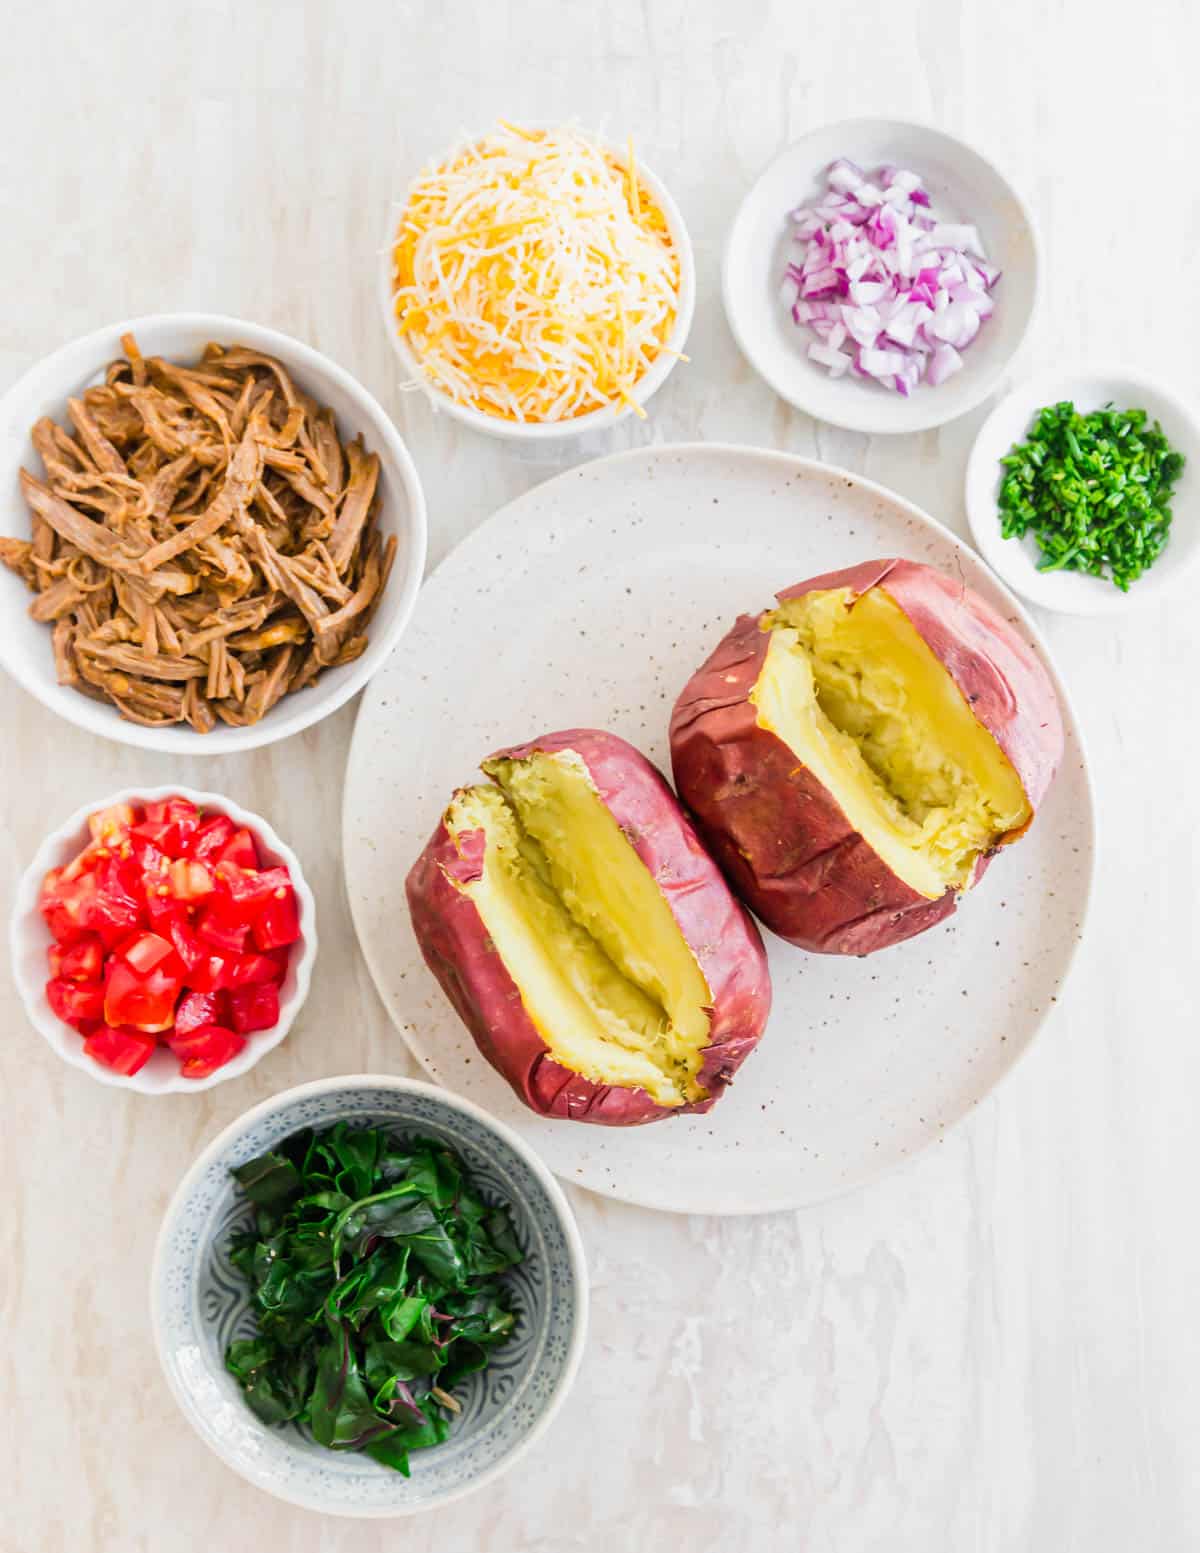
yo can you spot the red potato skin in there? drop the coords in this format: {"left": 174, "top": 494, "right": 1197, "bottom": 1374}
{"left": 405, "top": 729, "right": 772, "bottom": 1126}
{"left": 669, "top": 559, "right": 1065, "bottom": 956}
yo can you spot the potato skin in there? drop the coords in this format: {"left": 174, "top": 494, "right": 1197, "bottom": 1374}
{"left": 669, "top": 559, "right": 1064, "bottom": 956}
{"left": 405, "top": 729, "right": 772, "bottom": 1126}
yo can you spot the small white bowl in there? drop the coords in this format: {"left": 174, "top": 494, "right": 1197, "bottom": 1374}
{"left": 0, "top": 314, "right": 427, "bottom": 753}
{"left": 10, "top": 785, "right": 317, "bottom": 1094}
{"left": 966, "top": 367, "right": 1200, "bottom": 616}
{"left": 377, "top": 132, "right": 695, "bottom": 442}
{"left": 722, "top": 117, "right": 1040, "bottom": 435}
{"left": 152, "top": 1074, "right": 588, "bottom": 1517}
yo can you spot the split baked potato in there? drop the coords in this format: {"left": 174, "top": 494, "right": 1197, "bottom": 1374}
{"left": 670, "top": 559, "right": 1063, "bottom": 955}
{"left": 406, "top": 729, "right": 772, "bottom": 1125}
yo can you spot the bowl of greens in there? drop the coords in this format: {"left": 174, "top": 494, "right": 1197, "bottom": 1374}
{"left": 151, "top": 1075, "right": 588, "bottom": 1517}
{"left": 966, "top": 367, "right": 1198, "bottom": 615}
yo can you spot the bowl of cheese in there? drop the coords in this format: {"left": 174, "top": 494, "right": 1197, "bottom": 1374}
{"left": 379, "top": 121, "right": 695, "bottom": 440}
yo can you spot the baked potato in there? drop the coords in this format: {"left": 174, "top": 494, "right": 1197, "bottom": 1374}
{"left": 669, "top": 559, "right": 1063, "bottom": 955}
{"left": 406, "top": 729, "right": 772, "bottom": 1125}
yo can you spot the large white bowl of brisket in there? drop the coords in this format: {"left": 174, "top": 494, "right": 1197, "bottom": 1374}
{"left": 0, "top": 314, "right": 427, "bottom": 752}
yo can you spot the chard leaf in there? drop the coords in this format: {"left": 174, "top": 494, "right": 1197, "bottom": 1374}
{"left": 233, "top": 1150, "right": 302, "bottom": 1205}
{"left": 329, "top": 1122, "right": 380, "bottom": 1199}
{"left": 364, "top": 1337, "right": 445, "bottom": 1390}
{"left": 223, "top": 1125, "right": 524, "bottom": 1476}
{"left": 225, "top": 1337, "right": 311, "bottom": 1425}
{"left": 309, "top": 1322, "right": 394, "bottom": 1450}
{"left": 380, "top": 1292, "right": 427, "bottom": 1342}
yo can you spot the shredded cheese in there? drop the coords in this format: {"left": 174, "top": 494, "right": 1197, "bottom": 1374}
{"left": 389, "top": 123, "right": 682, "bottom": 423}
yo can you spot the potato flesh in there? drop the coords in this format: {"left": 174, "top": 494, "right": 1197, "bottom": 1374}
{"left": 447, "top": 760, "right": 711, "bottom": 1105}
{"left": 753, "top": 587, "right": 1030, "bottom": 898}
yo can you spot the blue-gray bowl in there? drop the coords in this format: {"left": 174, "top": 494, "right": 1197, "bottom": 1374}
{"left": 151, "top": 1075, "right": 588, "bottom": 1516}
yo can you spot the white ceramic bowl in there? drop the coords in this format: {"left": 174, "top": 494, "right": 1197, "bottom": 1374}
{"left": 722, "top": 117, "right": 1040, "bottom": 435}
{"left": 10, "top": 785, "right": 317, "bottom": 1093}
{"left": 966, "top": 366, "right": 1200, "bottom": 616}
{"left": 152, "top": 1074, "right": 588, "bottom": 1517}
{"left": 0, "top": 313, "right": 427, "bottom": 753}
{"left": 377, "top": 133, "right": 695, "bottom": 442}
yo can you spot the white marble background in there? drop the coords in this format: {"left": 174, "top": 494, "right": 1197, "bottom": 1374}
{"left": 2, "top": 1, "right": 1197, "bottom": 1548}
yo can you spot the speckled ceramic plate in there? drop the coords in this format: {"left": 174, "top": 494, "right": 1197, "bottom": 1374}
{"left": 343, "top": 445, "right": 1095, "bottom": 1214}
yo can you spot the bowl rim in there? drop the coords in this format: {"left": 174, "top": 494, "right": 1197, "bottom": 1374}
{"left": 149, "top": 1071, "right": 590, "bottom": 1517}
{"left": 965, "top": 362, "right": 1200, "bottom": 616}
{"left": 376, "top": 128, "right": 696, "bottom": 441}
{"left": 0, "top": 311, "right": 428, "bottom": 753}
{"left": 9, "top": 783, "right": 318, "bottom": 1094}
{"left": 721, "top": 114, "right": 1042, "bottom": 435}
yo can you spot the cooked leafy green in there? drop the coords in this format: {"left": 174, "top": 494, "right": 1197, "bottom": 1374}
{"left": 222, "top": 1123, "right": 523, "bottom": 1475}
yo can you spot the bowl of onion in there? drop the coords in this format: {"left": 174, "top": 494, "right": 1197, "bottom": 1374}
{"left": 722, "top": 118, "right": 1040, "bottom": 435}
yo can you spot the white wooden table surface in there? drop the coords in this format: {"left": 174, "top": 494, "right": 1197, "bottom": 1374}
{"left": 3, "top": 2, "right": 1197, "bottom": 1549}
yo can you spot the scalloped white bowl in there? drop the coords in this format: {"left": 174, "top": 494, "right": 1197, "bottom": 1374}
{"left": 0, "top": 313, "right": 427, "bottom": 753}
{"left": 151, "top": 1075, "right": 588, "bottom": 1517}
{"left": 377, "top": 133, "right": 695, "bottom": 442}
{"left": 10, "top": 785, "right": 317, "bottom": 1093}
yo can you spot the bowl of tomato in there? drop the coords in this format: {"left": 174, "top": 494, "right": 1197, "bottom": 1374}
{"left": 10, "top": 787, "right": 317, "bottom": 1092}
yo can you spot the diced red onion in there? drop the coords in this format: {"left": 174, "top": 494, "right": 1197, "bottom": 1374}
{"left": 826, "top": 158, "right": 865, "bottom": 194}
{"left": 808, "top": 342, "right": 852, "bottom": 377}
{"left": 858, "top": 347, "right": 906, "bottom": 377}
{"left": 783, "top": 158, "right": 1000, "bottom": 393}
{"left": 927, "top": 344, "right": 964, "bottom": 385}
{"left": 849, "top": 278, "right": 890, "bottom": 307}
{"left": 842, "top": 306, "right": 881, "bottom": 348}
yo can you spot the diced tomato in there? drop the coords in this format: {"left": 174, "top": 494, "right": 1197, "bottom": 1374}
{"left": 84, "top": 1024, "right": 156, "bottom": 1076}
{"left": 39, "top": 799, "right": 294, "bottom": 1075}
{"left": 39, "top": 867, "right": 71, "bottom": 925}
{"left": 132, "top": 798, "right": 200, "bottom": 859}
{"left": 54, "top": 861, "right": 145, "bottom": 948}
{"left": 166, "top": 858, "right": 214, "bottom": 902}
{"left": 196, "top": 906, "right": 248, "bottom": 955}
{"left": 227, "top": 949, "right": 288, "bottom": 987}
{"left": 168, "top": 918, "right": 231, "bottom": 993}
{"left": 145, "top": 797, "right": 198, "bottom": 827}
{"left": 130, "top": 819, "right": 175, "bottom": 853}
{"left": 214, "top": 863, "right": 290, "bottom": 914}
{"left": 61, "top": 840, "right": 113, "bottom": 882}
{"left": 251, "top": 886, "right": 301, "bottom": 950}
{"left": 88, "top": 803, "right": 137, "bottom": 847}
{"left": 129, "top": 833, "right": 166, "bottom": 873}
{"left": 215, "top": 827, "right": 259, "bottom": 870}
{"left": 104, "top": 944, "right": 183, "bottom": 1033}
{"left": 228, "top": 982, "right": 279, "bottom": 1034}
{"left": 48, "top": 933, "right": 104, "bottom": 982}
{"left": 46, "top": 977, "right": 106, "bottom": 1030}
{"left": 119, "top": 931, "right": 178, "bottom": 975}
{"left": 41, "top": 870, "right": 90, "bottom": 942}
{"left": 167, "top": 1024, "right": 246, "bottom": 1079}
{"left": 44, "top": 904, "right": 86, "bottom": 944}
{"left": 166, "top": 916, "right": 201, "bottom": 971}
{"left": 145, "top": 882, "right": 184, "bottom": 929}
{"left": 191, "top": 815, "right": 237, "bottom": 863}
{"left": 174, "top": 988, "right": 228, "bottom": 1037}
{"left": 186, "top": 954, "right": 231, "bottom": 993}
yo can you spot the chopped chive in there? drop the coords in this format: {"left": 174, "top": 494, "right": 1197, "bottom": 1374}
{"left": 995, "top": 401, "right": 1185, "bottom": 591}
